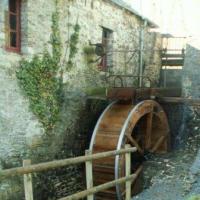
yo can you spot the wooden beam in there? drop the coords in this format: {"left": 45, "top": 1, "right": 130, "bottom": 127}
{"left": 162, "top": 54, "right": 184, "bottom": 58}
{"left": 131, "top": 165, "right": 143, "bottom": 184}
{"left": 162, "top": 59, "right": 184, "bottom": 66}
{"left": 59, "top": 166, "right": 143, "bottom": 200}
{"left": 150, "top": 135, "right": 166, "bottom": 153}
{"left": 60, "top": 175, "right": 136, "bottom": 200}
{"left": 0, "top": 147, "right": 137, "bottom": 180}
{"left": 158, "top": 97, "right": 200, "bottom": 106}
{"left": 151, "top": 88, "right": 182, "bottom": 98}
{"left": 126, "top": 134, "right": 143, "bottom": 154}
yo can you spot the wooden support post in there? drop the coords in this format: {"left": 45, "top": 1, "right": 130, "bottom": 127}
{"left": 23, "top": 160, "right": 33, "bottom": 200}
{"left": 85, "top": 150, "right": 94, "bottom": 200}
{"left": 125, "top": 144, "right": 131, "bottom": 200}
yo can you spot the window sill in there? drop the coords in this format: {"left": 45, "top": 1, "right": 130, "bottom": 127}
{"left": 5, "top": 46, "right": 21, "bottom": 55}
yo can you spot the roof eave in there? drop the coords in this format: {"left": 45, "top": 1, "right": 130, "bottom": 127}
{"left": 110, "top": 0, "right": 158, "bottom": 28}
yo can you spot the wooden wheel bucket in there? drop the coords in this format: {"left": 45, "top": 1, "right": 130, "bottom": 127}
{"left": 89, "top": 100, "right": 170, "bottom": 200}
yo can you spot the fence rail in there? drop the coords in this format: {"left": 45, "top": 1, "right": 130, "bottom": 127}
{"left": 0, "top": 146, "right": 137, "bottom": 200}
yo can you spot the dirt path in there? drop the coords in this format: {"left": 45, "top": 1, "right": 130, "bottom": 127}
{"left": 133, "top": 129, "right": 200, "bottom": 200}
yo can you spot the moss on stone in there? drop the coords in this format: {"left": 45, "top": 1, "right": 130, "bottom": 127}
{"left": 187, "top": 195, "right": 200, "bottom": 200}
{"left": 84, "top": 87, "right": 107, "bottom": 97}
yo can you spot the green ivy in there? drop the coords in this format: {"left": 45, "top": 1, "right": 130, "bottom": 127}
{"left": 16, "top": 7, "right": 63, "bottom": 132}
{"left": 16, "top": 3, "right": 80, "bottom": 132}
{"left": 187, "top": 196, "right": 200, "bottom": 200}
{"left": 50, "top": 8, "right": 62, "bottom": 65}
{"left": 67, "top": 24, "right": 80, "bottom": 69}
{"left": 16, "top": 52, "right": 63, "bottom": 132}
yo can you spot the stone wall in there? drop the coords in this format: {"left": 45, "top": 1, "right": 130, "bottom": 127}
{"left": 174, "top": 41, "right": 200, "bottom": 148}
{"left": 143, "top": 31, "right": 162, "bottom": 86}
{"left": 0, "top": 0, "right": 162, "bottom": 199}
{"left": 183, "top": 44, "right": 200, "bottom": 98}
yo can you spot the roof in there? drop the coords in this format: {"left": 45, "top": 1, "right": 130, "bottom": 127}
{"left": 110, "top": 0, "right": 158, "bottom": 28}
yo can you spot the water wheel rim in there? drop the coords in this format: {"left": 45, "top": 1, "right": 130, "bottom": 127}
{"left": 89, "top": 101, "right": 117, "bottom": 151}
{"left": 115, "top": 100, "right": 169, "bottom": 200}
{"left": 89, "top": 100, "right": 169, "bottom": 200}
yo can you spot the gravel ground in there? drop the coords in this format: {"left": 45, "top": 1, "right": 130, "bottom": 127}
{"left": 133, "top": 127, "right": 200, "bottom": 200}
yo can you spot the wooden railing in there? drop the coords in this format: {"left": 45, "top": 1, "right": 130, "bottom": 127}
{"left": 0, "top": 145, "right": 138, "bottom": 200}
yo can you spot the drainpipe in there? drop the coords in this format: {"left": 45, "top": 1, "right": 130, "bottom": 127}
{"left": 139, "top": 19, "right": 147, "bottom": 87}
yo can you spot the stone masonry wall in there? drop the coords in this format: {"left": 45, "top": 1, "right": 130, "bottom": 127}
{"left": 175, "top": 41, "right": 200, "bottom": 148}
{"left": 0, "top": 0, "right": 162, "bottom": 199}
{"left": 183, "top": 44, "right": 200, "bottom": 99}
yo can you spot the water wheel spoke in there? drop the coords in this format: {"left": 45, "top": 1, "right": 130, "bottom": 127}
{"left": 136, "top": 134, "right": 142, "bottom": 143}
{"left": 131, "top": 165, "right": 143, "bottom": 184}
{"left": 126, "top": 133, "right": 144, "bottom": 154}
{"left": 150, "top": 135, "right": 167, "bottom": 153}
{"left": 145, "top": 108, "right": 153, "bottom": 149}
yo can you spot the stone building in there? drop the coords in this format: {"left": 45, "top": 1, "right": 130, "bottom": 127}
{"left": 0, "top": 0, "right": 162, "bottom": 199}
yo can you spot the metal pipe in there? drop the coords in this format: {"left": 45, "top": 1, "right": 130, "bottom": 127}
{"left": 139, "top": 20, "right": 147, "bottom": 87}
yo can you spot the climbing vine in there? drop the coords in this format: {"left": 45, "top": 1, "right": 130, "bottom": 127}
{"left": 67, "top": 23, "right": 80, "bottom": 70}
{"left": 50, "top": 8, "right": 62, "bottom": 65}
{"left": 16, "top": 3, "right": 80, "bottom": 132}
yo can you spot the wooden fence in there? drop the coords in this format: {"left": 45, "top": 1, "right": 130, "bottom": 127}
{"left": 0, "top": 145, "right": 138, "bottom": 200}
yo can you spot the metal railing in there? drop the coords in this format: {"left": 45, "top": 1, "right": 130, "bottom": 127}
{"left": 106, "top": 74, "right": 152, "bottom": 88}
{"left": 0, "top": 145, "right": 138, "bottom": 200}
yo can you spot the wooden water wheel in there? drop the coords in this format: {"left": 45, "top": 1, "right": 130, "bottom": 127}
{"left": 89, "top": 100, "right": 170, "bottom": 200}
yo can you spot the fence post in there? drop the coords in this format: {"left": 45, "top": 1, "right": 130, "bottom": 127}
{"left": 23, "top": 160, "right": 34, "bottom": 200}
{"left": 125, "top": 144, "right": 131, "bottom": 200}
{"left": 85, "top": 150, "right": 94, "bottom": 200}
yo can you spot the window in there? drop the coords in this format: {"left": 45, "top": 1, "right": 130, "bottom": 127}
{"left": 99, "top": 27, "right": 113, "bottom": 71}
{"left": 6, "top": 0, "right": 21, "bottom": 52}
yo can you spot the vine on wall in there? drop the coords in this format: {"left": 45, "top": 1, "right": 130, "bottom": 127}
{"left": 16, "top": 4, "right": 80, "bottom": 132}
{"left": 67, "top": 23, "right": 80, "bottom": 70}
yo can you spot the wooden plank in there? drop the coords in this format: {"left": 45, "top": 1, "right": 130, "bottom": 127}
{"left": 85, "top": 150, "right": 94, "bottom": 200}
{"left": 59, "top": 173, "right": 138, "bottom": 200}
{"left": 23, "top": 160, "right": 33, "bottom": 200}
{"left": 158, "top": 97, "right": 200, "bottom": 105}
{"left": 107, "top": 88, "right": 136, "bottom": 100}
{"left": 150, "top": 88, "right": 182, "bottom": 97}
{"left": 125, "top": 145, "right": 131, "bottom": 200}
{"left": 94, "top": 134, "right": 119, "bottom": 150}
{"left": 162, "top": 53, "right": 184, "bottom": 58}
{"left": 0, "top": 148, "right": 137, "bottom": 180}
{"left": 162, "top": 59, "right": 184, "bottom": 66}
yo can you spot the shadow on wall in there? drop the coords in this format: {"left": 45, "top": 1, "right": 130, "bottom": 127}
{"left": 174, "top": 43, "right": 200, "bottom": 148}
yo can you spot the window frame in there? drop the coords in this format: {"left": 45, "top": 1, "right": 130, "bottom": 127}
{"left": 6, "top": 0, "right": 21, "bottom": 53}
{"left": 99, "top": 27, "right": 113, "bottom": 71}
